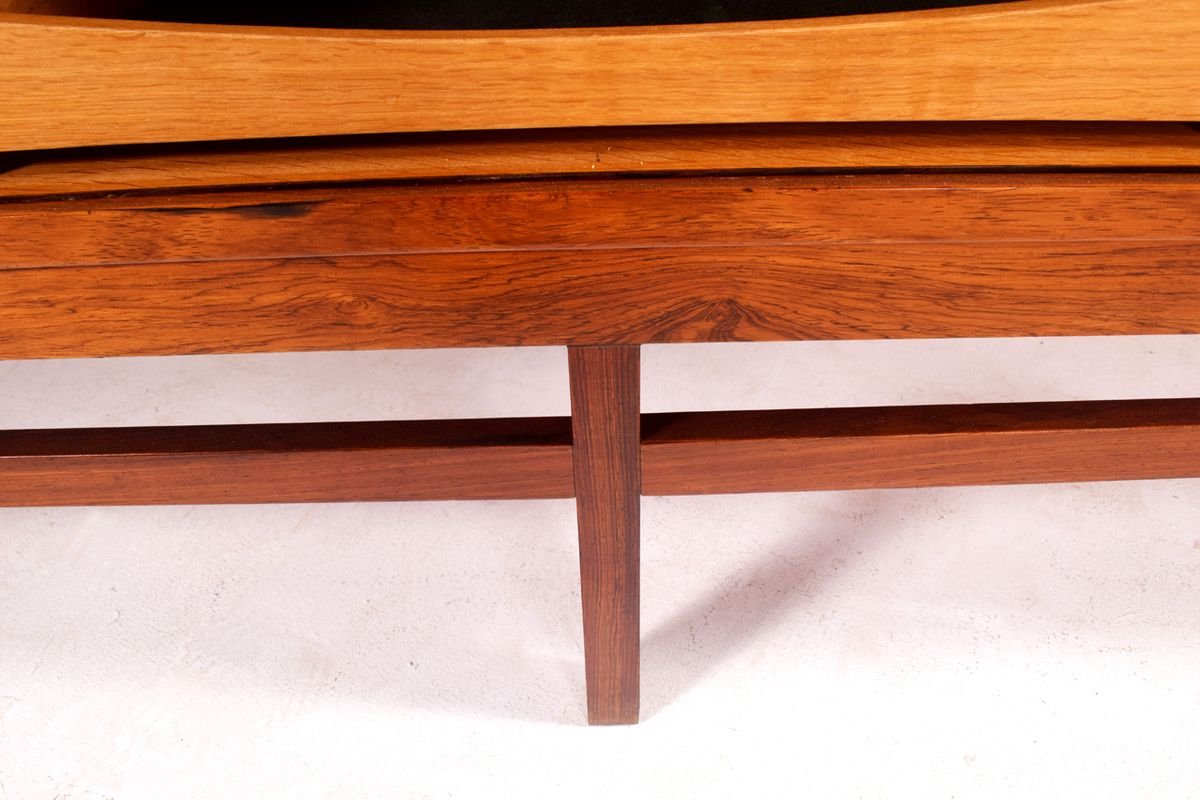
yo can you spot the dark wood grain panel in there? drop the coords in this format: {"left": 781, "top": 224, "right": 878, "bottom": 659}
{"left": 3, "top": 242, "right": 1200, "bottom": 359}
{"left": 0, "top": 417, "right": 573, "bottom": 505}
{"left": 4, "top": 174, "right": 1200, "bottom": 270}
{"left": 642, "top": 400, "right": 1200, "bottom": 495}
{"left": 569, "top": 346, "right": 640, "bottom": 725}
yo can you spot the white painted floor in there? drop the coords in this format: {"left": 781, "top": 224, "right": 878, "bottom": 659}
{"left": 2, "top": 338, "right": 1199, "bottom": 799}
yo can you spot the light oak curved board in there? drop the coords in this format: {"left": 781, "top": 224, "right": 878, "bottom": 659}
{"left": 0, "top": 0, "right": 1197, "bottom": 152}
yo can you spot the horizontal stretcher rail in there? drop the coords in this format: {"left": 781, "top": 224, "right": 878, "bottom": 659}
{"left": 640, "top": 399, "right": 1200, "bottom": 494}
{"left": 2, "top": 398, "right": 1198, "bottom": 506}
{"left": 0, "top": 418, "right": 576, "bottom": 505}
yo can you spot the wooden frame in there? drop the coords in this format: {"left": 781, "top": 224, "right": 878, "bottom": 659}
{"left": 1, "top": 0, "right": 1198, "bottom": 152}
{"left": 4, "top": 171, "right": 1200, "bottom": 360}
{"left": 5, "top": 388, "right": 1200, "bottom": 725}
{"left": 7, "top": 399, "right": 1200, "bottom": 506}
{"left": 4, "top": 123, "right": 1200, "bottom": 724}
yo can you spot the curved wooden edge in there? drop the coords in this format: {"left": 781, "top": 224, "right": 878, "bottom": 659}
{"left": 3, "top": 123, "right": 1200, "bottom": 200}
{"left": 0, "top": 0, "right": 1081, "bottom": 37}
{"left": 1, "top": 0, "right": 1196, "bottom": 152}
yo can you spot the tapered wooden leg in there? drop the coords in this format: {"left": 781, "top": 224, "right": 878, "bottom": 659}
{"left": 568, "top": 345, "right": 640, "bottom": 725}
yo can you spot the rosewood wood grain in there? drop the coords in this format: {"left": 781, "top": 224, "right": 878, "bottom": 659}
{"left": 641, "top": 400, "right": 1200, "bottom": 495}
{"left": 0, "top": 418, "right": 573, "bottom": 505}
{"left": 1, "top": 0, "right": 1197, "bottom": 152}
{"left": 569, "top": 346, "right": 640, "bottom": 725}
{"left": 6, "top": 398, "right": 1199, "bottom": 507}
{"left": 3, "top": 242, "right": 1200, "bottom": 359}
{"left": 6, "top": 174, "right": 1200, "bottom": 271}
{"left": 3, "top": 123, "right": 1199, "bottom": 200}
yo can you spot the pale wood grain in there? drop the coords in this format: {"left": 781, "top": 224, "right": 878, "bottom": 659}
{"left": 1, "top": 0, "right": 1196, "bottom": 152}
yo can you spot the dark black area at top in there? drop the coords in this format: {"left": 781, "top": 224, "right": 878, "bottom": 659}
{"left": 131, "top": 0, "right": 1018, "bottom": 29}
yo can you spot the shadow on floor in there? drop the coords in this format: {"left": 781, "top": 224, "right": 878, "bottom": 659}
{"left": 641, "top": 492, "right": 898, "bottom": 719}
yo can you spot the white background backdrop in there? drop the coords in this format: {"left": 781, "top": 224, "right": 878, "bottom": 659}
{"left": 2, "top": 338, "right": 1199, "bottom": 798}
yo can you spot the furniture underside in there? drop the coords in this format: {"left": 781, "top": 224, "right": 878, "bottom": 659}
{"left": 3, "top": 122, "right": 1200, "bottom": 723}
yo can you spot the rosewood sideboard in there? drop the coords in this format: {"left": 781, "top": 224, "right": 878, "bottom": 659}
{"left": 1, "top": 0, "right": 1198, "bottom": 724}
